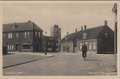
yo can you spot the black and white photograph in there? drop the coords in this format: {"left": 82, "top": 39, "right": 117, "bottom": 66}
{"left": 2, "top": 1, "right": 118, "bottom": 76}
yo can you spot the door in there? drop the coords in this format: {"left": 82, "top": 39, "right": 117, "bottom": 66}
{"left": 16, "top": 44, "right": 19, "bottom": 51}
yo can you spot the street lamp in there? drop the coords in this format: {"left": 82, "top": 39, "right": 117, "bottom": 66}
{"left": 45, "top": 32, "right": 47, "bottom": 55}
{"left": 65, "top": 36, "right": 68, "bottom": 53}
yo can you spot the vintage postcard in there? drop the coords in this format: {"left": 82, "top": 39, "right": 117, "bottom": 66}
{"left": 0, "top": 0, "right": 119, "bottom": 79}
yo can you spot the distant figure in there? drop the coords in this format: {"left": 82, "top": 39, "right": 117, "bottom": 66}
{"left": 82, "top": 44, "right": 87, "bottom": 60}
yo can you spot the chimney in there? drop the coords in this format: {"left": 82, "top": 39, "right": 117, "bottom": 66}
{"left": 67, "top": 32, "right": 69, "bottom": 35}
{"left": 28, "top": 20, "right": 31, "bottom": 22}
{"left": 104, "top": 20, "right": 107, "bottom": 26}
{"left": 75, "top": 28, "right": 77, "bottom": 32}
{"left": 81, "top": 26, "right": 83, "bottom": 31}
{"left": 84, "top": 25, "right": 87, "bottom": 30}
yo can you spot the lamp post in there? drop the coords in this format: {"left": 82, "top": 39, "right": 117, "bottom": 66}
{"left": 65, "top": 36, "right": 68, "bottom": 53}
{"left": 45, "top": 32, "right": 47, "bottom": 55}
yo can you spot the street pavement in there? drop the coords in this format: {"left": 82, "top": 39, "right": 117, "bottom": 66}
{"left": 3, "top": 52, "right": 117, "bottom": 76}
{"left": 3, "top": 52, "right": 53, "bottom": 69}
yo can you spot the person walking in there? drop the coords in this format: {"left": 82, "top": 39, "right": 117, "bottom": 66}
{"left": 82, "top": 44, "right": 87, "bottom": 61}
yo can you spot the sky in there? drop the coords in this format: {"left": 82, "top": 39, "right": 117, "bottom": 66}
{"left": 3, "top": 1, "right": 115, "bottom": 38}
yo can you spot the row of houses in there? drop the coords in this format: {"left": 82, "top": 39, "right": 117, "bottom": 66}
{"left": 61, "top": 21, "right": 114, "bottom": 54}
{"left": 3, "top": 20, "right": 115, "bottom": 54}
{"left": 60, "top": 3, "right": 117, "bottom": 54}
{"left": 2, "top": 20, "right": 115, "bottom": 54}
{"left": 3, "top": 21, "right": 58, "bottom": 52}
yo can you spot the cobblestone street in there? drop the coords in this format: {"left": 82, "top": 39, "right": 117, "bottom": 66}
{"left": 3, "top": 52, "right": 117, "bottom": 76}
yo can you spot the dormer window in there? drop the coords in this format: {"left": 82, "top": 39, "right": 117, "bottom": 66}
{"left": 105, "top": 33, "right": 108, "bottom": 37}
{"left": 13, "top": 25, "right": 18, "bottom": 29}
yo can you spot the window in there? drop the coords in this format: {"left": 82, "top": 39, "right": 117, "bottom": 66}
{"left": 38, "top": 32, "right": 41, "bottom": 37}
{"left": 93, "top": 42, "right": 96, "bottom": 49}
{"left": 11, "top": 45, "right": 14, "bottom": 50}
{"left": 48, "top": 43, "right": 50, "bottom": 45}
{"left": 23, "top": 45, "right": 31, "bottom": 49}
{"left": 16, "top": 33, "right": 19, "bottom": 38}
{"left": 3, "top": 33, "right": 5, "bottom": 38}
{"left": 9, "top": 45, "right": 12, "bottom": 50}
{"left": 35, "top": 32, "right": 38, "bottom": 36}
{"left": 83, "top": 33, "right": 87, "bottom": 39}
{"left": 89, "top": 42, "right": 92, "bottom": 50}
{"left": 8, "top": 33, "right": 12, "bottom": 39}
{"left": 25, "top": 32, "right": 30, "bottom": 38}
{"left": 12, "top": 25, "right": 18, "bottom": 29}
{"left": 85, "top": 42, "right": 88, "bottom": 45}
{"left": 7, "top": 45, "right": 14, "bottom": 50}
{"left": 105, "top": 33, "right": 108, "bottom": 37}
{"left": 7, "top": 45, "right": 9, "bottom": 50}
{"left": 57, "top": 31, "right": 58, "bottom": 34}
{"left": 80, "top": 43, "right": 82, "bottom": 49}
{"left": 56, "top": 43, "right": 58, "bottom": 46}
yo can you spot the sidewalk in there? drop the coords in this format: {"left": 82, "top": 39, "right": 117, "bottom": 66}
{"left": 3, "top": 52, "right": 54, "bottom": 69}
{"left": 7, "top": 52, "right": 54, "bottom": 56}
{"left": 84, "top": 53, "right": 117, "bottom": 75}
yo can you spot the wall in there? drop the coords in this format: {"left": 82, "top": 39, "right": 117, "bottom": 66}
{"left": 3, "top": 31, "right": 34, "bottom": 52}
{"left": 97, "top": 26, "right": 114, "bottom": 54}
{"left": 61, "top": 42, "right": 73, "bottom": 52}
{"left": 77, "top": 39, "right": 97, "bottom": 53}
{"left": 33, "top": 31, "right": 43, "bottom": 52}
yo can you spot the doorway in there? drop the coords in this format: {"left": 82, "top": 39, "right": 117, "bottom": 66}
{"left": 16, "top": 44, "right": 19, "bottom": 51}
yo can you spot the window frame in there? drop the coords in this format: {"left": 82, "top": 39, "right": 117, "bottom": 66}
{"left": 25, "top": 32, "right": 30, "bottom": 38}
{"left": 93, "top": 42, "right": 96, "bottom": 50}
{"left": 79, "top": 43, "right": 82, "bottom": 49}
{"left": 16, "top": 33, "right": 19, "bottom": 38}
{"left": 8, "top": 33, "right": 12, "bottom": 39}
{"left": 105, "top": 33, "right": 108, "bottom": 37}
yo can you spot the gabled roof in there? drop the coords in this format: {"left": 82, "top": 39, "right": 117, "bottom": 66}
{"left": 76, "top": 25, "right": 106, "bottom": 40}
{"left": 61, "top": 31, "right": 81, "bottom": 43}
{"left": 112, "top": 3, "right": 117, "bottom": 13}
{"left": 61, "top": 25, "right": 109, "bottom": 43}
{"left": 3, "top": 21, "right": 43, "bottom": 32}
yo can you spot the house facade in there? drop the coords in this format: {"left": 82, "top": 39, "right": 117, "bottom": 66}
{"left": 61, "top": 30, "right": 80, "bottom": 53}
{"left": 3, "top": 21, "right": 43, "bottom": 52}
{"left": 61, "top": 21, "right": 114, "bottom": 54}
{"left": 61, "top": 41, "right": 73, "bottom": 53}
{"left": 42, "top": 36, "right": 58, "bottom": 52}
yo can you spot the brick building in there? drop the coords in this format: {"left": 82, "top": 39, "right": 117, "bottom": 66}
{"left": 3, "top": 21, "right": 43, "bottom": 52}
{"left": 61, "top": 21, "right": 114, "bottom": 54}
